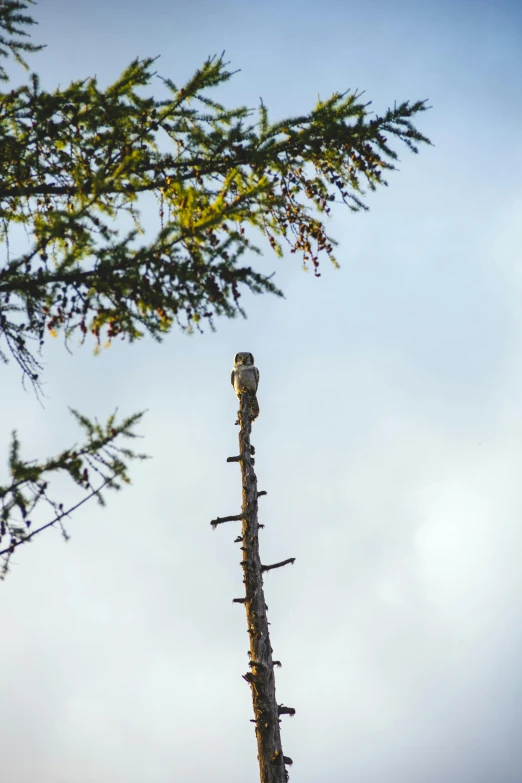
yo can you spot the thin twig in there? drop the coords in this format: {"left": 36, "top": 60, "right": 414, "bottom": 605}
{"left": 0, "top": 479, "right": 110, "bottom": 557}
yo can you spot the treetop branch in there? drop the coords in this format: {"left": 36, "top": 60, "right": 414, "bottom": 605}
{"left": 0, "top": 35, "right": 431, "bottom": 388}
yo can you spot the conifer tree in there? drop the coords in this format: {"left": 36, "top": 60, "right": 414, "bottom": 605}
{"left": 0, "top": 1, "right": 431, "bottom": 576}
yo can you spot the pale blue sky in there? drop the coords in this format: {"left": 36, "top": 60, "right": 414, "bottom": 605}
{"left": 1, "top": 1, "right": 522, "bottom": 782}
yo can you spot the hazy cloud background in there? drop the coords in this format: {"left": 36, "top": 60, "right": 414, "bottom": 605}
{"left": 1, "top": 0, "right": 522, "bottom": 781}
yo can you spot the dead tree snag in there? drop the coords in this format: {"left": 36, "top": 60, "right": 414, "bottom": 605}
{"left": 211, "top": 374, "right": 295, "bottom": 783}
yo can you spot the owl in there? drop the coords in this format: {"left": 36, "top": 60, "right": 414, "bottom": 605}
{"left": 231, "top": 352, "right": 260, "bottom": 421}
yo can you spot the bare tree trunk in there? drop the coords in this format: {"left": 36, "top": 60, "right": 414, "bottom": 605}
{"left": 211, "top": 391, "right": 295, "bottom": 783}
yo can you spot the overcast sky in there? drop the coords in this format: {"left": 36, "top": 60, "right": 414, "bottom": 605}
{"left": 1, "top": 0, "right": 522, "bottom": 781}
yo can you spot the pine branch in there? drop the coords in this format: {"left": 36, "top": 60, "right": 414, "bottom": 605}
{"left": 0, "top": 408, "right": 147, "bottom": 579}
{"left": 0, "top": 48, "right": 431, "bottom": 387}
{"left": 0, "top": 1, "right": 44, "bottom": 81}
{"left": 0, "top": 479, "right": 108, "bottom": 578}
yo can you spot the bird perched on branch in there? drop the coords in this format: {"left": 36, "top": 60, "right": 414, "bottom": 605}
{"left": 231, "top": 352, "right": 260, "bottom": 421}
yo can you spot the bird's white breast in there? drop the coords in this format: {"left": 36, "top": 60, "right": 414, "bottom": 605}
{"left": 234, "top": 366, "right": 257, "bottom": 393}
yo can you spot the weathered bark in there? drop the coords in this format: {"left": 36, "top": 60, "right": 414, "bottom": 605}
{"left": 236, "top": 392, "right": 290, "bottom": 783}
{"left": 211, "top": 390, "right": 295, "bottom": 782}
